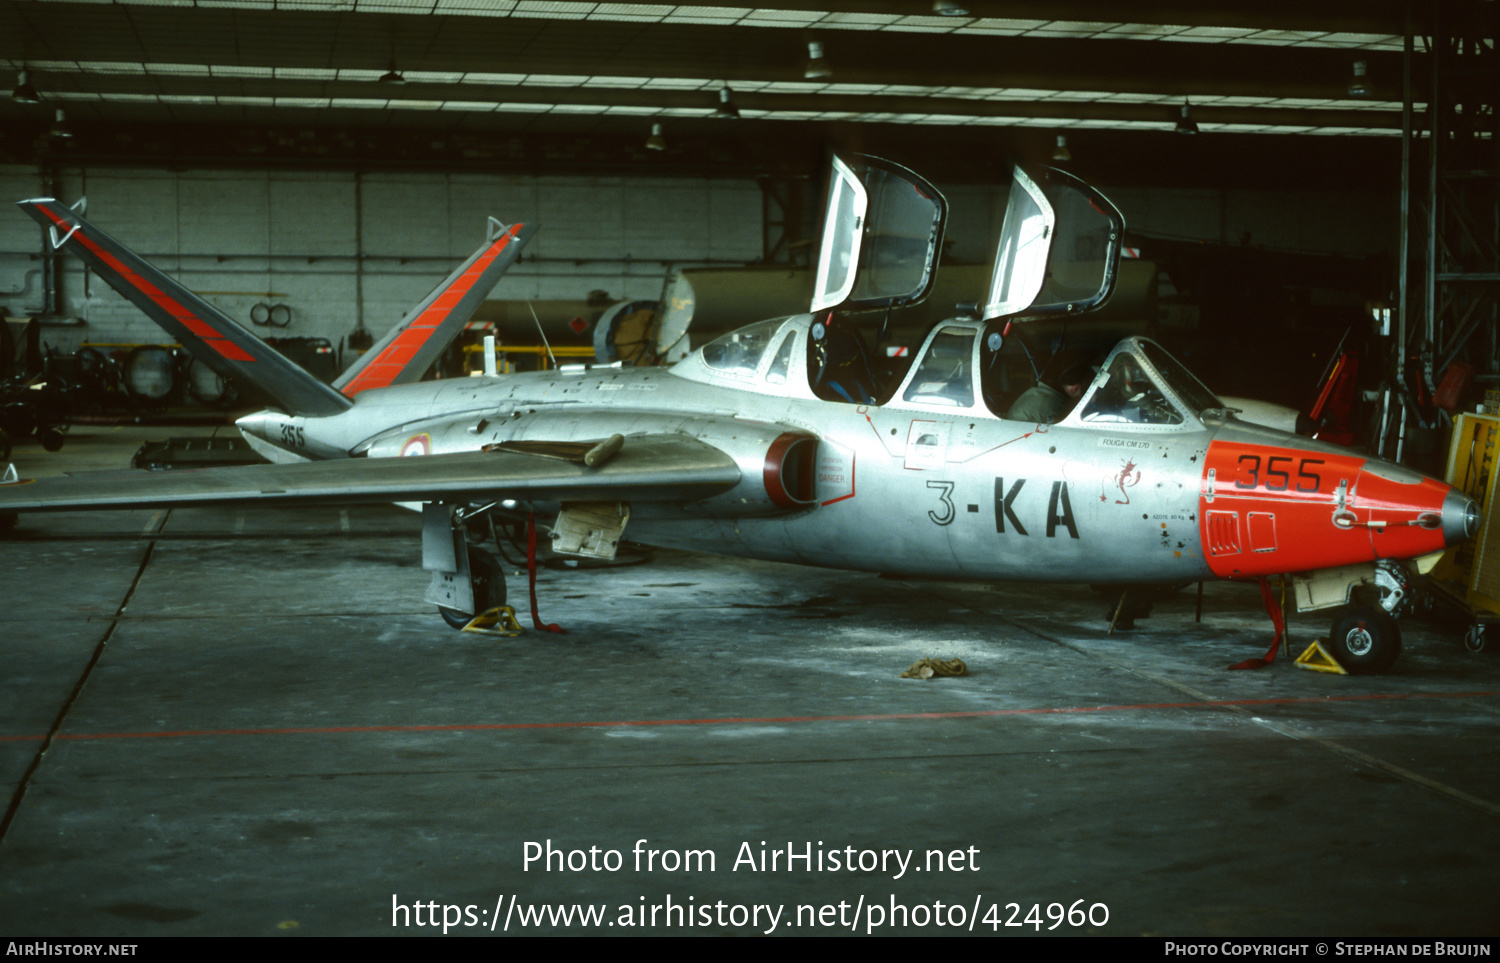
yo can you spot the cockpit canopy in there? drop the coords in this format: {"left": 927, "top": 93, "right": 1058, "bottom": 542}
{"left": 810, "top": 154, "right": 1122, "bottom": 328}
{"left": 675, "top": 153, "right": 1181, "bottom": 426}
{"left": 696, "top": 318, "right": 800, "bottom": 385}
{"left": 985, "top": 167, "right": 1124, "bottom": 322}
{"left": 1072, "top": 338, "right": 1225, "bottom": 427}
{"left": 678, "top": 314, "right": 1223, "bottom": 433}
{"left": 811, "top": 155, "right": 947, "bottom": 315}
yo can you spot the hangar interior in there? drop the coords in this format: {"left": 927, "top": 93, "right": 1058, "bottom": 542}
{"left": 1, "top": 0, "right": 1499, "bottom": 938}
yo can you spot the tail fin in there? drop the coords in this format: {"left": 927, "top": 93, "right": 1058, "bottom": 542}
{"left": 336, "top": 219, "right": 538, "bottom": 397}
{"left": 18, "top": 198, "right": 352, "bottom": 417}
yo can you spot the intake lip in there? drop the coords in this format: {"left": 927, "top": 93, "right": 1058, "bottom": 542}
{"left": 763, "top": 432, "right": 820, "bottom": 509}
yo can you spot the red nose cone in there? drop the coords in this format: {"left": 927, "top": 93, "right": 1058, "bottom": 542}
{"left": 1199, "top": 442, "right": 1468, "bottom": 579}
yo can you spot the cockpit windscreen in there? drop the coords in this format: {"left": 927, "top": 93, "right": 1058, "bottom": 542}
{"left": 1138, "top": 341, "right": 1223, "bottom": 415}
{"left": 1076, "top": 354, "right": 1183, "bottom": 425}
{"left": 699, "top": 318, "right": 784, "bottom": 379}
{"left": 1074, "top": 340, "right": 1224, "bottom": 426}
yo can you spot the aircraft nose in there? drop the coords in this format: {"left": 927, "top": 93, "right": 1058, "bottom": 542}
{"left": 1442, "top": 488, "right": 1481, "bottom": 547}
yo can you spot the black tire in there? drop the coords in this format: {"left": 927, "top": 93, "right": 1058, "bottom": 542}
{"left": 438, "top": 606, "right": 475, "bottom": 630}
{"left": 1328, "top": 605, "right": 1402, "bottom": 674}
{"left": 438, "top": 548, "right": 508, "bottom": 630}
{"left": 1463, "top": 625, "right": 1487, "bottom": 654}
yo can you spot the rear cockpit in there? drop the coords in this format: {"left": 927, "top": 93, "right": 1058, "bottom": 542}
{"left": 669, "top": 316, "right": 820, "bottom": 401}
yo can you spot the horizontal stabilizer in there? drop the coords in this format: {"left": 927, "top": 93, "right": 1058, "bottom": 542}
{"left": 336, "top": 220, "right": 538, "bottom": 397}
{"left": 0, "top": 435, "right": 740, "bottom": 512}
{"left": 17, "top": 198, "right": 353, "bottom": 418}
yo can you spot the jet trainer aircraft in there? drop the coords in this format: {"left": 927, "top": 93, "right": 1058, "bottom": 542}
{"left": 0, "top": 157, "right": 1479, "bottom": 674}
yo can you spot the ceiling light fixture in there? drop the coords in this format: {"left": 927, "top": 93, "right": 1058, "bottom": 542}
{"left": 804, "top": 40, "right": 832, "bottom": 80}
{"left": 1051, "top": 135, "right": 1071, "bottom": 163}
{"left": 932, "top": 0, "right": 970, "bottom": 15}
{"left": 12, "top": 68, "right": 41, "bottom": 104}
{"left": 1174, "top": 101, "right": 1199, "bottom": 135}
{"left": 645, "top": 122, "right": 666, "bottom": 151}
{"left": 713, "top": 87, "right": 740, "bottom": 119}
{"left": 380, "top": 33, "right": 405, "bottom": 85}
{"left": 50, "top": 108, "right": 73, "bottom": 139}
{"left": 1347, "top": 59, "right": 1371, "bottom": 98}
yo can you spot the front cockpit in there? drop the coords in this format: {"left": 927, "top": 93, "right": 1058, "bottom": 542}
{"left": 1067, "top": 338, "right": 1226, "bottom": 429}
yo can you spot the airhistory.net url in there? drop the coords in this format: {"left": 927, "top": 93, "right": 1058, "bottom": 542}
{"left": 391, "top": 893, "right": 1109, "bottom": 934}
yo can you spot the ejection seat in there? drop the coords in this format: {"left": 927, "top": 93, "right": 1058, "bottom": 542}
{"left": 809, "top": 317, "right": 880, "bottom": 405}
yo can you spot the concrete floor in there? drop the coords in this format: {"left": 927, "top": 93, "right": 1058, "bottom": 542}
{"left": 1, "top": 426, "right": 1499, "bottom": 937}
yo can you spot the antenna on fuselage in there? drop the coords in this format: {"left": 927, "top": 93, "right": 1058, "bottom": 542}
{"left": 526, "top": 300, "right": 558, "bottom": 370}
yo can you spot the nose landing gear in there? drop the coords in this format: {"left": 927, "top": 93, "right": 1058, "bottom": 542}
{"left": 1294, "top": 560, "right": 1411, "bottom": 674}
{"left": 1327, "top": 604, "right": 1402, "bottom": 674}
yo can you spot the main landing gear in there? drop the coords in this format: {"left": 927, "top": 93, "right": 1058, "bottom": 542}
{"left": 437, "top": 545, "right": 508, "bottom": 630}
{"left": 424, "top": 503, "right": 513, "bottom": 630}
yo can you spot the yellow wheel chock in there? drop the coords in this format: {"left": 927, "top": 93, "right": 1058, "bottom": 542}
{"left": 461, "top": 605, "right": 523, "bottom": 638}
{"left": 1294, "top": 639, "right": 1349, "bottom": 674}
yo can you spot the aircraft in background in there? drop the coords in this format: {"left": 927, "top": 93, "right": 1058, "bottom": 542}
{"left": 1, "top": 157, "right": 1478, "bottom": 673}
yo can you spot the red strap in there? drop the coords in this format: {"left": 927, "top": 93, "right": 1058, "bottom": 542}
{"left": 1228, "top": 576, "right": 1284, "bottom": 670}
{"left": 526, "top": 513, "right": 564, "bottom": 634}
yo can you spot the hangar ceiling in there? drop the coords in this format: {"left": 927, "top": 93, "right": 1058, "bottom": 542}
{"left": 0, "top": 0, "right": 1481, "bottom": 186}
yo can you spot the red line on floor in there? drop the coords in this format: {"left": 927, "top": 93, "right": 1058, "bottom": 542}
{"left": 2, "top": 690, "right": 1496, "bottom": 743}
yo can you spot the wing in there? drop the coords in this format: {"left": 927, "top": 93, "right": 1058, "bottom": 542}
{"left": 0, "top": 435, "right": 739, "bottom": 512}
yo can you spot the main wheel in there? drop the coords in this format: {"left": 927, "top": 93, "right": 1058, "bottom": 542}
{"left": 1328, "top": 605, "right": 1402, "bottom": 674}
{"left": 438, "top": 548, "right": 507, "bottom": 630}
{"left": 1463, "top": 624, "right": 1487, "bottom": 654}
{"left": 439, "top": 606, "right": 474, "bottom": 630}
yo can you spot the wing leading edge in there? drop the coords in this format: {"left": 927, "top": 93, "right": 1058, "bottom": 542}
{"left": 0, "top": 435, "right": 740, "bottom": 512}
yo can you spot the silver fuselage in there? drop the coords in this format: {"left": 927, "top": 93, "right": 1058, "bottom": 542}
{"left": 238, "top": 314, "right": 1235, "bottom": 585}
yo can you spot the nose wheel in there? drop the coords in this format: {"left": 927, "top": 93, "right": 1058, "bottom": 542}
{"left": 1328, "top": 604, "right": 1402, "bottom": 674}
